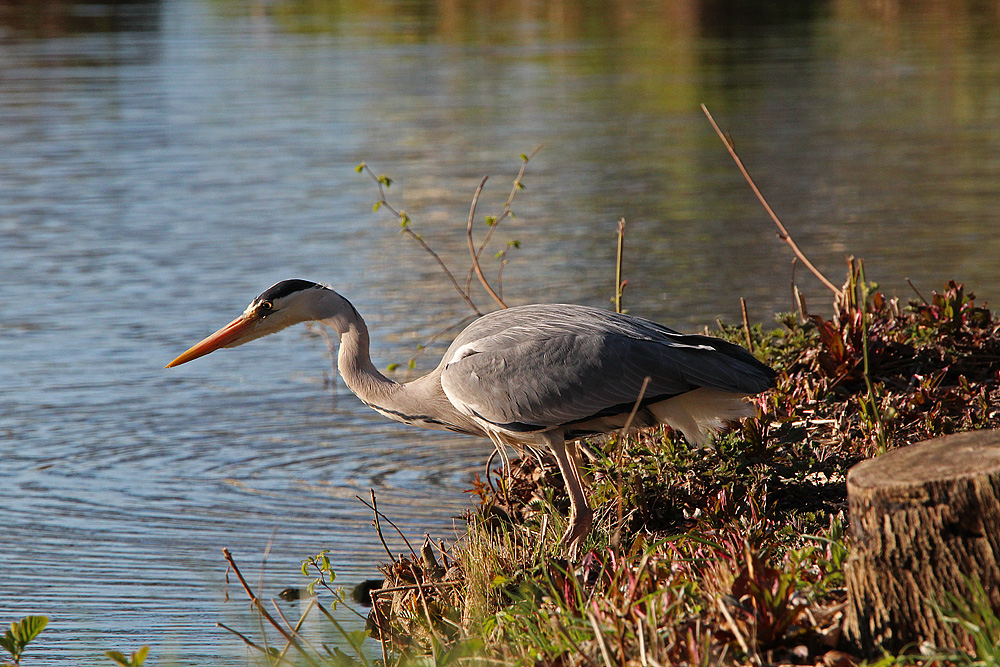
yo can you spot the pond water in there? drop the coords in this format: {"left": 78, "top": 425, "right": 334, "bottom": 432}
{"left": 2, "top": 0, "right": 1000, "bottom": 663}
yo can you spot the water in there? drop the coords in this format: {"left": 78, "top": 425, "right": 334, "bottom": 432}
{"left": 3, "top": 0, "right": 1000, "bottom": 662}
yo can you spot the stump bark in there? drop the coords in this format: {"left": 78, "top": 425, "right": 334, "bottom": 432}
{"left": 844, "top": 429, "right": 1000, "bottom": 656}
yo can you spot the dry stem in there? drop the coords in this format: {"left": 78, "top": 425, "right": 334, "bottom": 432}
{"left": 466, "top": 176, "right": 507, "bottom": 309}
{"left": 221, "top": 548, "right": 319, "bottom": 667}
{"left": 465, "top": 146, "right": 542, "bottom": 305}
{"left": 740, "top": 297, "right": 753, "bottom": 352}
{"left": 615, "top": 218, "right": 627, "bottom": 314}
{"left": 700, "top": 104, "right": 841, "bottom": 297}
{"left": 359, "top": 163, "right": 482, "bottom": 315}
{"left": 357, "top": 490, "right": 418, "bottom": 562}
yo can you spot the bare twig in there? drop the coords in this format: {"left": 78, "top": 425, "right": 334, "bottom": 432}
{"left": 466, "top": 175, "right": 507, "bottom": 309}
{"left": 613, "top": 376, "right": 650, "bottom": 546}
{"left": 357, "top": 491, "right": 418, "bottom": 562}
{"left": 795, "top": 284, "right": 808, "bottom": 321}
{"left": 372, "top": 580, "right": 461, "bottom": 596}
{"left": 359, "top": 163, "right": 482, "bottom": 315}
{"left": 390, "top": 314, "right": 478, "bottom": 374}
{"left": 367, "top": 493, "right": 397, "bottom": 565}
{"left": 222, "top": 548, "right": 292, "bottom": 641}
{"left": 359, "top": 593, "right": 391, "bottom": 667}
{"left": 615, "top": 218, "right": 628, "bottom": 314}
{"left": 218, "top": 620, "right": 300, "bottom": 667}
{"left": 216, "top": 622, "right": 270, "bottom": 655}
{"left": 438, "top": 539, "right": 450, "bottom": 569}
{"left": 618, "top": 376, "right": 651, "bottom": 449}
{"left": 496, "top": 255, "right": 510, "bottom": 301}
{"left": 465, "top": 147, "right": 542, "bottom": 302}
{"left": 906, "top": 277, "right": 929, "bottom": 304}
{"left": 740, "top": 297, "right": 753, "bottom": 352}
{"left": 700, "top": 104, "right": 841, "bottom": 297}
{"left": 471, "top": 147, "right": 541, "bottom": 262}
{"left": 221, "top": 548, "right": 320, "bottom": 667}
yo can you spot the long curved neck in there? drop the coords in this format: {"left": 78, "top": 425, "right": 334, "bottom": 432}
{"left": 315, "top": 291, "right": 481, "bottom": 435}
{"left": 315, "top": 292, "right": 399, "bottom": 406}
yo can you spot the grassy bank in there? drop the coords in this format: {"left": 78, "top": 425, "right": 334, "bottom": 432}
{"left": 358, "top": 264, "right": 1000, "bottom": 667}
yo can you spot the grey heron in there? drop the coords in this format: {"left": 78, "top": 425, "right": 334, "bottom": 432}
{"left": 166, "top": 279, "right": 776, "bottom": 553}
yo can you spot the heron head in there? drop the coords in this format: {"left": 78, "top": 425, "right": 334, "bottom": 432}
{"left": 165, "top": 279, "right": 327, "bottom": 367}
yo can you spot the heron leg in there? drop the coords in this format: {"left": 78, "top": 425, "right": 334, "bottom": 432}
{"left": 546, "top": 433, "right": 594, "bottom": 557}
{"left": 567, "top": 440, "right": 587, "bottom": 484}
{"left": 486, "top": 431, "right": 513, "bottom": 507}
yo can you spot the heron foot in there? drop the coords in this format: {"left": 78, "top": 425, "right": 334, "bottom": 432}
{"left": 560, "top": 505, "right": 594, "bottom": 559}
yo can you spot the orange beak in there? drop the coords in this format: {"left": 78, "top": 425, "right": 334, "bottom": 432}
{"left": 165, "top": 315, "right": 256, "bottom": 368}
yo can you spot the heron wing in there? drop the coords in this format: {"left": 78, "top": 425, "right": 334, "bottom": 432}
{"left": 438, "top": 304, "right": 774, "bottom": 432}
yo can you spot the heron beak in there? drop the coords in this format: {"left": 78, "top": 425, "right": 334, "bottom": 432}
{"left": 165, "top": 315, "right": 255, "bottom": 368}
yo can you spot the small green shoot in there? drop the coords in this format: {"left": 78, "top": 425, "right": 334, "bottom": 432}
{"left": 104, "top": 645, "right": 149, "bottom": 667}
{"left": 0, "top": 616, "right": 48, "bottom": 666}
{"left": 301, "top": 550, "right": 346, "bottom": 603}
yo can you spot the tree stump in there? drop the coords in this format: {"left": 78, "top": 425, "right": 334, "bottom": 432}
{"left": 844, "top": 429, "right": 1000, "bottom": 656}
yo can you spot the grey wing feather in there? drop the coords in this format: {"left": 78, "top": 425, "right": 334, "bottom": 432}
{"left": 438, "top": 304, "right": 775, "bottom": 431}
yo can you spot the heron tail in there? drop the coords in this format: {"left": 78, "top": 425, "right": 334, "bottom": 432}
{"left": 649, "top": 387, "right": 756, "bottom": 446}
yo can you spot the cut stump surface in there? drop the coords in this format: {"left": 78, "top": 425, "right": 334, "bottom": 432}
{"left": 844, "top": 429, "right": 1000, "bottom": 655}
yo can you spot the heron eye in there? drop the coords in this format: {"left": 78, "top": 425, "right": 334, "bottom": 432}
{"left": 259, "top": 301, "right": 273, "bottom": 313}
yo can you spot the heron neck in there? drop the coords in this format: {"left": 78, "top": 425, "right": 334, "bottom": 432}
{"left": 320, "top": 308, "right": 399, "bottom": 407}
{"left": 317, "top": 292, "right": 482, "bottom": 436}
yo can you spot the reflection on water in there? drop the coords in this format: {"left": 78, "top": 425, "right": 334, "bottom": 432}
{"left": 2, "top": 0, "right": 1000, "bottom": 662}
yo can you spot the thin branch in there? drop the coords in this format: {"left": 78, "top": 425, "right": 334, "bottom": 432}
{"left": 700, "top": 104, "right": 841, "bottom": 297}
{"left": 357, "top": 593, "right": 391, "bottom": 667}
{"left": 221, "top": 548, "right": 319, "bottom": 667}
{"left": 364, "top": 490, "right": 396, "bottom": 564}
{"left": 614, "top": 376, "right": 649, "bottom": 545}
{"left": 906, "top": 277, "right": 929, "bottom": 304}
{"left": 215, "top": 622, "right": 268, "bottom": 654}
{"left": 466, "top": 176, "right": 508, "bottom": 309}
{"left": 465, "top": 146, "right": 542, "bottom": 302}
{"left": 618, "top": 376, "right": 651, "bottom": 450}
{"left": 496, "top": 256, "right": 510, "bottom": 301}
{"left": 359, "top": 163, "right": 482, "bottom": 315}
{"left": 392, "top": 314, "right": 478, "bottom": 373}
{"left": 371, "top": 580, "right": 461, "bottom": 596}
{"left": 614, "top": 218, "right": 628, "bottom": 314}
{"left": 357, "top": 491, "right": 418, "bottom": 562}
{"left": 740, "top": 297, "right": 753, "bottom": 352}
{"left": 472, "top": 146, "right": 541, "bottom": 263}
